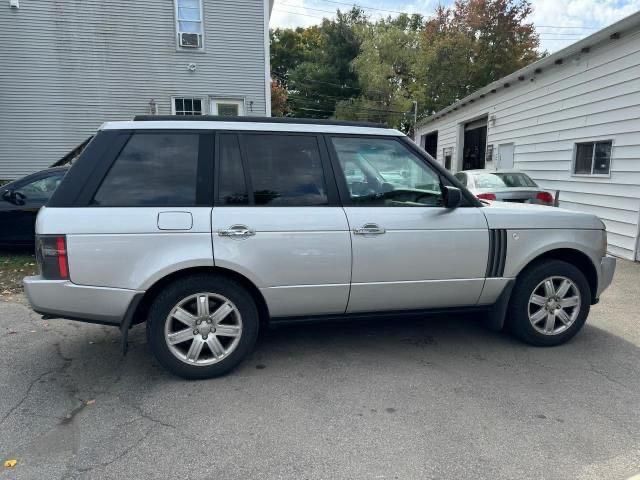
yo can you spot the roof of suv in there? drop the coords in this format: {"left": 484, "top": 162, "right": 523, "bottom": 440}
{"left": 99, "top": 115, "right": 405, "bottom": 136}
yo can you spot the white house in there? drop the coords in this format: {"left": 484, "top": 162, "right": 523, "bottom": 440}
{"left": 415, "top": 11, "right": 640, "bottom": 261}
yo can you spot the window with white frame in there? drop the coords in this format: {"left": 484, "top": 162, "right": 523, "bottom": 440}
{"left": 573, "top": 140, "right": 612, "bottom": 175}
{"left": 173, "top": 97, "right": 203, "bottom": 115}
{"left": 212, "top": 99, "right": 244, "bottom": 116}
{"left": 175, "top": 0, "right": 203, "bottom": 49}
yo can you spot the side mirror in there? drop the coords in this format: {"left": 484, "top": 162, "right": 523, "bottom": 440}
{"left": 1, "top": 189, "right": 26, "bottom": 205}
{"left": 13, "top": 191, "right": 26, "bottom": 205}
{"left": 442, "top": 186, "right": 462, "bottom": 209}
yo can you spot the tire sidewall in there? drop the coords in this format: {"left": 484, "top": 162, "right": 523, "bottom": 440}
{"left": 146, "top": 275, "right": 259, "bottom": 379}
{"left": 508, "top": 260, "right": 591, "bottom": 346}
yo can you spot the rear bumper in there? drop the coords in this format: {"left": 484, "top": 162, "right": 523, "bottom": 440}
{"left": 23, "top": 276, "right": 142, "bottom": 326}
{"left": 596, "top": 256, "right": 616, "bottom": 299}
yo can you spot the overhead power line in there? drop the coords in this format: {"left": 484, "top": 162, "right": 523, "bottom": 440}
{"left": 279, "top": 2, "right": 337, "bottom": 15}
{"left": 311, "top": 0, "right": 601, "bottom": 28}
{"left": 276, "top": 1, "right": 599, "bottom": 31}
{"left": 287, "top": 96, "right": 410, "bottom": 115}
{"left": 274, "top": 9, "right": 325, "bottom": 19}
{"left": 274, "top": 7, "right": 597, "bottom": 38}
{"left": 315, "top": 0, "right": 416, "bottom": 15}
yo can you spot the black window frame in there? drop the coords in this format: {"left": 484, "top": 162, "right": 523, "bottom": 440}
{"left": 80, "top": 129, "right": 213, "bottom": 208}
{"left": 213, "top": 130, "right": 340, "bottom": 207}
{"left": 214, "top": 132, "right": 249, "bottom": 206}
{"left": 325, "top": 134, "right": 479, "bottom": 208}
{"left": 572, "top": 140, "right": 613, "bottom": 176}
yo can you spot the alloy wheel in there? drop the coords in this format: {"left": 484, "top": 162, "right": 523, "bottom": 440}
{"left": 528, "top": 276, "right": 581, "bottom": 336}
{"left": 164, "top": 292, "right": 243, "bottom": 366}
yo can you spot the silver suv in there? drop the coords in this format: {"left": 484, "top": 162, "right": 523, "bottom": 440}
{"left": 24, "top": 117, "right": 616, "bottom": 379}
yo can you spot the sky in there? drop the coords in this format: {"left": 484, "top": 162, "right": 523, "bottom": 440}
{"left": 270, "top": 0, "right": 640, "bottom": 52}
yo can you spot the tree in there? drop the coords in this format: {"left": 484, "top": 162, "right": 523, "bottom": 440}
{"left": 270, "top": 28, "right": 307, "bottom": 87}
{"left": 451, "top": 0, "right": 540, "bottom": 86}
{"left": 270, "top": 79, "right": 290, "bottom": 117}
{"left": 270, "top": 7, "right": 366, "bottom": 118}
{"left": 336, "top": 14, "right": 423, "bottom": 128}
{"left": 416, "top": 0, "right": 541, "bottom": 115}
{"left": 270, "top": 0, "right": 542, "bottom": 127}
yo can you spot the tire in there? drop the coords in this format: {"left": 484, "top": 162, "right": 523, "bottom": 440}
{"left": 507, "top": 259, "right": 591, "bottom": 346}
{"left": 146, "top": 274, "right": 259, "bottom": 379}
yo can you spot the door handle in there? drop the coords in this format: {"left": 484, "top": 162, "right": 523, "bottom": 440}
{"left": 353, "top": 223, "right": 386, "bottom": 235}
{"left": 218, "top": 225, "right": 256, "bottom": 238}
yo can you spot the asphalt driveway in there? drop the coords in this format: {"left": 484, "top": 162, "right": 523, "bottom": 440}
{"left": 1, "top": 260, "right": 639, "bottom": 479}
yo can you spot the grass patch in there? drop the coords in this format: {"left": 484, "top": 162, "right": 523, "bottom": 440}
{"left": 0, "top": 253, "right": 37, "bottom": 297}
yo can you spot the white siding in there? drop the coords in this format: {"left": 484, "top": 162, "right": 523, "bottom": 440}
{"left": 0, "top": 0, "right": 269, "bottom": 179}
{"left": 417, "top": 29, "right": 640, "bottom": 261}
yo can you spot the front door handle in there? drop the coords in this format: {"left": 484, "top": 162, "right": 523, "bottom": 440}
{"left": 353, "top": 223, "right": 386, "bottom": 235}
{"left": 218, "top": 225, "right": 256, "bottom": 238}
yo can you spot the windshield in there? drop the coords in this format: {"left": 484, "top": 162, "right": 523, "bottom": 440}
{"left": 493, "top": 172, "right": 537, "bottom": 187}
{"left": 472, "top": 173, "right": 508, "bottom": 189}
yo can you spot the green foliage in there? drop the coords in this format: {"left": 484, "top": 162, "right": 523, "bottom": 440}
{"left": 270, "top": 0, "right": 542, "bottom": 130}
{"left": 271, "top": 8, "right": 366, "bottom": 119}
{"left": 416, "top": 0, "right": 542, "bottom": 115}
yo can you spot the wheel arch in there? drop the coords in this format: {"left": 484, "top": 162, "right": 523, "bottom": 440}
{"left": 515, "top": 248, "right": 598, "bottom": 303}
{"left": 131, "top": 266, "right": 270, "bottom": 327}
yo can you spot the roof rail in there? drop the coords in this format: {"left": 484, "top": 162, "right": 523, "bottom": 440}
{"left": 133, "top": 115, "right": 388, "bottom": 129}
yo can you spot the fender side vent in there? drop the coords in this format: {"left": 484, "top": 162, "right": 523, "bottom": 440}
{"left": 487, "top": 229, "right": 507, "bottom": 277}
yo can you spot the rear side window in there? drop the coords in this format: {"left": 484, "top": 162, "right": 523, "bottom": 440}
{"left": 241, "top": 134, "right": 328, "bottom": 206}
{"left": 92, "top": 132, "right": 199, "bottom": 206}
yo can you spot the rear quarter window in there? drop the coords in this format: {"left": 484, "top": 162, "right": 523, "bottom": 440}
{"left": 92, "top": 132, "right": 199, "bottom": 207}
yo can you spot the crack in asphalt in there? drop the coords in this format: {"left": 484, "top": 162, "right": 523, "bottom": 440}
{"left": 0, "top": 367, "right": 58, "bottom": 426}
{"left": 586, "top": 361, "right": 633, "bottom": 391}
{"left": 74, "top": 424, "right": 156, "bottom": 476}
{"left": 118, "top": 397, "right": 202, "bottom": 442}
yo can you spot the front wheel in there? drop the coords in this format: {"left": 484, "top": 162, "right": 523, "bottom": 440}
{"left": 507, "top": 260, "right": 591, "bottom": 346}
{"left": 146, "top": 274, "right": 259, "bottom": 379}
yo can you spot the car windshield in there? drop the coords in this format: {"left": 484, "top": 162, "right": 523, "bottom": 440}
{"left": 493, "top": 172, "right": 537, "bottom": 187}
{"left": 472, "top": 173, "right": 508, "bottom": 189}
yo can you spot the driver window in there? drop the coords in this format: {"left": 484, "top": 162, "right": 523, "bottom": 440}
{"left": 331, "top": 137, "right": 443, "bottom": 207}
{"left": 17, "top": 174, "right": 64, "bottom": 201}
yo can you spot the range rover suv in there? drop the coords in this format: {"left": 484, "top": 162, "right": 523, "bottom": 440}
{"left": 24, "top": 116, "right": 616, "bottom": 379}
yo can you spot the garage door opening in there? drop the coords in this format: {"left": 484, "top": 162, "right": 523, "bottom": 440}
{"left": 422, "top": 131, "right": 438, "bottom": 159}
{"left": 462, "top": 116, "right": 487, "bottom": 170}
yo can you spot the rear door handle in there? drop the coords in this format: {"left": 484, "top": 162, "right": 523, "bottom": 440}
{"left": 218, "top": 224, "right": 256, "bottom": 238}
{"left": 353, "top": 223, "right": 386, "bottom": 235}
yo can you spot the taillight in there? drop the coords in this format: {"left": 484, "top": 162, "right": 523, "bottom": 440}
{"left": 37, "top": 235, "right": 69, "bottom": 280}
{"left": 477, "top": 192, "right": 497, "bottom": 201}
{"left": 536, "top": 191, "right": 554, "bottom": 205}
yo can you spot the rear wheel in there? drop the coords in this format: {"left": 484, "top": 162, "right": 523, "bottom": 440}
{"left": 507, "top": 260, "right": 591, "bottom": 346}
{"left": 146, "top": 274, "right": 259, "bottom": 379}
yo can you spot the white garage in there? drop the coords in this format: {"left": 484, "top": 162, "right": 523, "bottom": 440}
{"left": 415, "top": 12, "right": 640, "bottom": 261}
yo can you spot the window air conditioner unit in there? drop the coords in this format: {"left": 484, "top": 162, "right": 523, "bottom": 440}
{"left": 179, "top": 32, "right": 201, "bottom": 48}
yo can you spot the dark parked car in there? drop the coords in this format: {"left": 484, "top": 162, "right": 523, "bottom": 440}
{"left": 0, "top": 167, "right": 68, "bottom": 247}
